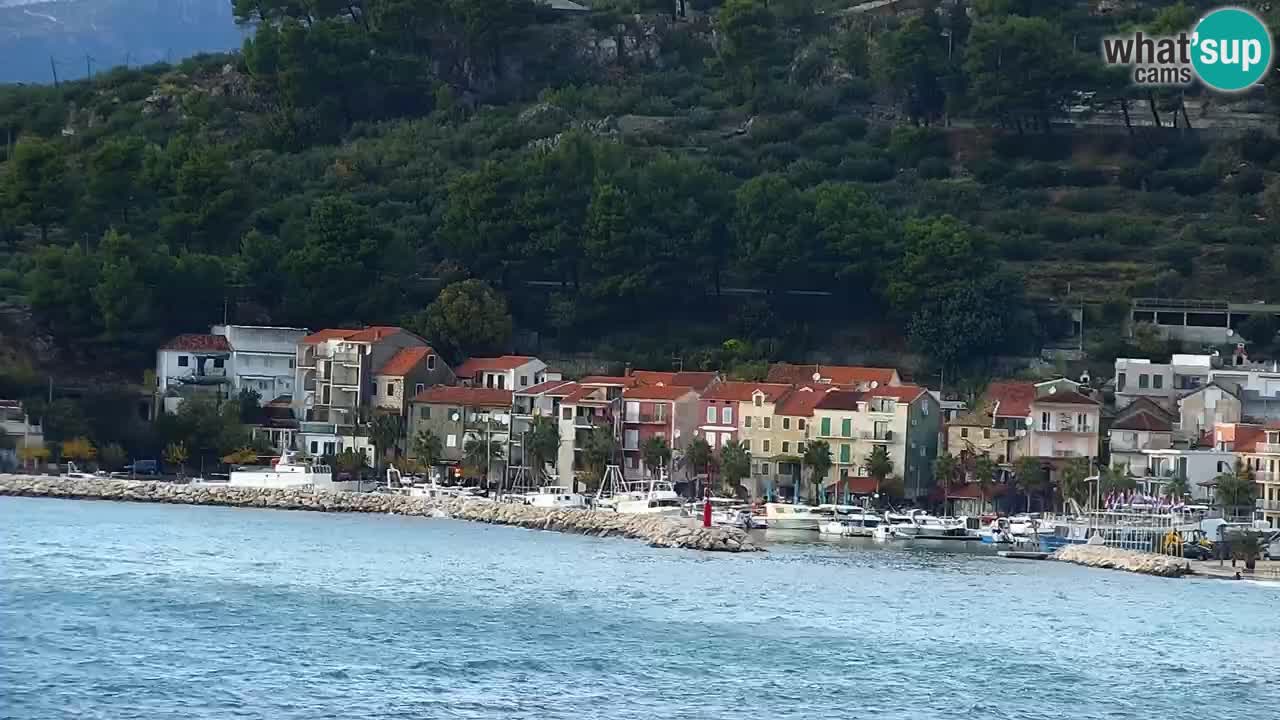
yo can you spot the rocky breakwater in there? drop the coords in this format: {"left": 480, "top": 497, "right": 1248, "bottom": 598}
{"left": 0, "top": 475, "right": 762, "bottom": 553}
{"left": 1053, "top": 544, "right": 1189, "bottom": 578}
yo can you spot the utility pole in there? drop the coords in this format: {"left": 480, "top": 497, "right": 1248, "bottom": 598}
{"left": 49, "top": 57, "right": 59, "bottom": 87}
{"left": 85, "top": 54, "right": 94, "bottom": 79}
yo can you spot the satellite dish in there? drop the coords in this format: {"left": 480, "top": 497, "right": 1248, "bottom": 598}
{"left": 674, "top": 429, "right": 682, "bottom": 439}
{"left": 1048, "top": 386, "right": 1057, "bottom": 394}
{"left": 812, "top": 372, "right": 821, "bottom": 382}
{"left": 450, "top": 411, "right": 460, "bottom": 421}
{"left": 870, "top": 381, "right": 879, "bottom": 389}
{"left": 1227, "top": 328, "right": 1235, "bottom": 337}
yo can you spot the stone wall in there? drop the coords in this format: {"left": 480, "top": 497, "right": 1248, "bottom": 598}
{"left": 1053, "top": 544, "right": 1189, "bottom": 578}
{"left": 0, "top": 475, "right": 761, "bottom": 553}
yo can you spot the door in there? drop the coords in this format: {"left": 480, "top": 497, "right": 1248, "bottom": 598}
{"left": 625, "top": 401, "right": 640, "bottom": 423}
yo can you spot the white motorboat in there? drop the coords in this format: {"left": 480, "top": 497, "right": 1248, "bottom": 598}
{"left": 525, "top": 485, "right": 587, "bottom": 509}
{"left": 689, "top": 497, "right": 757, "bottom": 528}
{"left": 817, "top": 506, "right": 882, "bottom": 537}
{"left": 764, "top": 502, "right": 824, "bottom": 531}
{"left": 873, "top": 511, "right": 916, "bottom": 540}
{"left": 890, "top": 510, "right": 971, "bottom": 539}
{"left": 598, "top": 467, "right": 685, "bottom": 517}
{"left": 229, "top": 451, "right": 355, "bottom": 491}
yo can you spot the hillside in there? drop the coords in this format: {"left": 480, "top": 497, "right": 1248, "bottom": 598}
{"left": 2, "top": 0, "right": 1280, "bottom": 388}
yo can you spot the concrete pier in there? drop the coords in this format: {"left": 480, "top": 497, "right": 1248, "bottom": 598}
{"left": 0, "top": 475, "right": 762, "bottom": 553}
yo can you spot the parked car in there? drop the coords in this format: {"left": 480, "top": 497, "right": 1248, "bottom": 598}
{"left": 121, "top": 460, "right": 159, "bottom": 475}
{"left": 1180, "top": 542, "right": 1213, "bottom": 561}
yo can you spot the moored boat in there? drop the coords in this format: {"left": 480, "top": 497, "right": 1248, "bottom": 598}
{"left": 764, "top": 502, "right": 824, "bottom": 531}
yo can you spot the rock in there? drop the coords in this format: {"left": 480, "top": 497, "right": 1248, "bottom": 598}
{"left": 1053, "top": 544, "right": 1187, "bottom": 578}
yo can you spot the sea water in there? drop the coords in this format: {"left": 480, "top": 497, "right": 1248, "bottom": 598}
{"left": 2, "top": 497, "right": 1277, "bottom": 719}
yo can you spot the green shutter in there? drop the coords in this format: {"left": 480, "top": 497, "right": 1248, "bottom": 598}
{"left": 821, "top": 417, "right": 831, "bottom": 436}
{"left": 840, "top": 444, "right": 850, "bottom": 463}
{"left": 841, "top": 418, "right": 851, "bottom": 437}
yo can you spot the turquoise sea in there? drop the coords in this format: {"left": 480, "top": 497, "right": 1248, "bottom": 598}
{"left": 2, "top": 497, "right": 1277, "bottom": 719}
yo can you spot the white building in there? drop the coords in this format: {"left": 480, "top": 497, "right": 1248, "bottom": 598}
{"left": 0, "top": 400, "right": 43, "bottom": 471}
{"left": 1114, "top": 354, "right": 1213, "bottom": 411}
{"left": 454, "top": 356, "right": 551, "bottom": 391}
{"left": 156, "top": 325, "right": 309, "bottom": 413}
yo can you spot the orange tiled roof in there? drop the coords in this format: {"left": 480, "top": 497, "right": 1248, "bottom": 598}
{"left": 628, "top": 370, "right": 720, "bottom": 392}
{"left": 376, "top": 347, "right": 436, "bottom": 376}
{"left": 517, "top": 380, "right": 576, "bottom": 396}
{"left": 345, "top": 326, "right": 404, "bottom": 343}
{"left": 988, "top": 381, "right": 1036, "bottom": 419}
{"left": 775, "top": 386, "right": 836, "bottom": 416}
{"left": 455, "top": 356, "right": 537, "bottom": 378}
{"left": 623, "top": 384, "right": 696, "bottom": 401}
{"left": 701, "top": 382, "right": 792, "bottom": 402}
{"left": 563, "top": 385, "right": 612, "bottom": 404}
{"left": 411, "top": 386, "right": 512, "bottom": 408}
{"left": 160, "top": 334, "right": 232, "bottom": 352}
{"left": 300, "top": 328, "right": 359, "bottom": 344}
{"left": 767, "top": 363, "right": 898, "bottom": 386}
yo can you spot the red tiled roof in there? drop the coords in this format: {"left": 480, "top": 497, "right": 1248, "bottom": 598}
{"left": 563, "top": 385, "right": 611, "bottom": 404}
{"left": 775, "top": 386, "right": 835, "bottom": 416}
{"left": 1036, "top": 389, "right": 1100, "bottom": 406}
{"left": 988, "top": 381, "right": 1036, "bottom": 419}
{"left": 411, "top": 386, "right": 512, "bottom": 408}
{"left": 346, "top": 326, "right": 404, "bottom": 343}
{"left": 160, "top": 334, "right": 232, "bottom": 352}
{"left": 455, "top": 355, "right": 536, "bottom": 378}
{"left": 865, "top": 385, "right": 927, "bottom": 403}
{"left": 767, "top": 363, "right": 898, "bottom": 387}
{"left": 1111, "top": 412, "right": 1171, "bottom": 432}
{"left": 376, "top": 347, "right": 436, "bottom": 376}
{"left": 1229, "top": 424, "right": 1266, "bottom": 452}
{"left": 814, "top": 389, "right": 863, "bottom": 411}
{"left": 824, "top": 476, "right": 880, "bottom": 494}
{"left": 301, "top": 328, "right": 359, "bottom": 344}
{"left": 578, "top": 375, "right": 633, "bottom": 386}
{"left": 517, "top": 380, "right": 575, "bottom": 396}
{"left": 701, "top": 382, "right": 792, "bottom": 402}
{"left": 623, "top": 385, "right": 696, "bottom": 401}
{"left": 628, "top": 370, "right": 720, "bottom": 392}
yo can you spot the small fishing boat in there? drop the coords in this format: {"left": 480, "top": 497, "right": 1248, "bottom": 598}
{"left": 764, "top": 502, "right": 824, "bottom": 531}
{"left": 817, "top": 505, "right": 881, "bottom": 537}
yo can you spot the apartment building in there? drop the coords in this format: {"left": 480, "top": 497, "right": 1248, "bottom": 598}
{"left": 811, "top": 385, "right": 940, "bottom": 501}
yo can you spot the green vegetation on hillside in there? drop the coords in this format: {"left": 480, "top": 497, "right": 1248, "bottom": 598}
{"left": 2, "top": 0, "right": 1280, "bottom": 383}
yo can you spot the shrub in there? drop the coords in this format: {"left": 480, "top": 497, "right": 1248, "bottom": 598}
{"left": 1159, "top": 242, "right": 1199, "bottom": 277}
{"left": 887, "top": 126, "right": 948, "bottom": 168}
{"left": 1148, "top": 168, "right": 1217, "bottom": 195}
{"left": 1002, "top": 162, "right": 1062, "bottom": 188}
{"left": 829, "top": 116, "right": 868, "bottom": 140}
{"left": 1057, "top": 188, "right": 1119, "bottom": 212}
{"left": 797, "top": 122, "right": 847, "bottom": 149}
{"left": 916, "top": 157, "right": 951, "bottom": 179}
{"left": 969, "top": 157, "right": 1011, "bottom": 184}
{"left": 1060, "top": 166, "right": 1109, "bottom": 187}
{"left": 1226, "top": 167, "right": 1266, "bottom": 196}
{"left": 839, "top": 157, "right": 895, "bottom": 182}
{"left": 1223, "top": 245, "right": 1270, "bottom": 276}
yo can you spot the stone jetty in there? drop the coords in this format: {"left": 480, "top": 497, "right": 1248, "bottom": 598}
{"left": 0, "top": 475, "right": 762, "bottom": 553}
{"left": 1053, "top": 544, "right": 1189, "bottom": 578}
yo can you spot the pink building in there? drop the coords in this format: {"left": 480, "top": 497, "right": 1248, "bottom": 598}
{"left": 621, "top": 384, "right": 699, "bottom": 481}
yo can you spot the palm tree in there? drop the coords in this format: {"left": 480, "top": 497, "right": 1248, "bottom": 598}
{"left": 803, "top": 440, "right": 833, "bottom": 504}
{"left": 866, "top": 445, "right": 894, "bottom": 495}
{"left": 412, "top": 429, "right": 443, "bottom": 472}
{"left": 933, "top": 451, "right": 959, "bottom": 514}
{"left": 682, "top": 436, "right": 714, "bottom": 495}
{"left": 1012, "top": 456, "right": 1045, "bottom": 512}
{"left": 164, "top": 441, "right": 188, "bottom": 478}
{"left": 526, "top": 415, "right": 561, "bottom": 483}
{"left": 1163, "top": 472, "right": 1191, "bottom": 501}
{"left": 718, "top": 439, "right": 751, "bottom": 498}
{"left": 1099, "top": 463, "right": 1136, "bottom": 496}
{"left": 1214, "top": 459, "right": 1257, "bottom": 517}
{"left": 581, "top": 425, "right": 617, "bottom": 492}
{"left": 333, "top": 448, "right": 368, "bottom": 479}
{"left": 1058, "top": 457, "right": 1091, "bottom": 510}
{"left": 463, "top": 437, "right": 504, "bottom": 482}
{"left": 973, "top": 454, "right": 996, "bottom": 512}
{"left": 640, "top": 435, "right": 672, "bottom": 481}
{"left": 369, "top": 414, "right": 402, "bottom": 471}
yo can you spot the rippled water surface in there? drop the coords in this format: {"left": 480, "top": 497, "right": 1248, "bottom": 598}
{"left": 2, "top": 498, "right": 1278, "bottom": 720}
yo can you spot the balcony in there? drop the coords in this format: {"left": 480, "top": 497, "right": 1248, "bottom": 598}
{"left": 332, "top": 351, "right": 360, "bottom": 366}
{"left": 297, "top": 349, "right": 317, "bottom": 368}
{"left": 1257, "top": 442, "right": 1280, "bottom": 454}
{"left": 859, "top": 430, "right": 894, "bottom": 442}
{"left": 1051, "top": 450, "right": 1083, "bottom": 457}
{"left": 575, "top": 414, "right": 606, "bottom": 429}
{"left": 1257, "top": 499, "right": 1280, "bottom": 512}
{"left": 330, "top": 368, "right": 360, "bottom": 387}
{"left": 635, "top": 413, "right": 669, "bottom": 424}
{"left": 1039, "top": 426, "right": 1094, "bottom": 435}
{"left": 299, "top": 421, "right": 358, "bottom": 436}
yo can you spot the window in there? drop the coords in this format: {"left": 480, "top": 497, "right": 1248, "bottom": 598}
{"left": 763, "top": 417, "right": 771, "bottom": 429}
{"left": 841, "top": 418, "right": 852, "bottom": 437}
{"left": 427, "top": 355, "right": 436, "bottom": 370}
{"left": 783, "top": 417, "right": 791, "bottom": 430}
{"left": 799, "top": 419, "right": 806, "bottom": 431}
{"left": 983, "top": 429, "right": 990, "bottom": 439}
{"left": 310, "top": 441, "right": 318, "bottom": 454}
{"left": 415, "top": 383, "right": 425, "bottom": 395}
{"left": 761, "top": 462, "right": 770, "bottom": 475}
{"left": 782, "top": 441, "right": 790, "bottom": 453}
{"left": 1076, "top": 413, "right": 1088, "bottom": 432}
{"left": 497, "top": 375, "right": 506, "bottom": 390}
{"left": 706, "top": 406, "right": 716, "bottom": 423}
{"left": 921, "top": 446, "right": 926, "bottom": 457}
{"left": 371, "top": 382, "right": 378, "bottom": 397}
{"left": 624, "top": 429, "right": 639, "bottom": 450}
{"left": 419, "top": 406, "right": 430, "bottom": 419}
{"left": 961, "top": 428, "right": 969, "bottom": 438}
{"left": 721, "top": 406, "right": 732, "bottom": 424}
{"left": 519, "top": 375, "right": 528, "bottom": 387}
{"left": 1117, "top": 372, "right": 1126, "bottom": 392}
{"left": 1041, "top": 411, "right": 1050, "bottom": 431}
{"left": 387, "top": 383, "right": 396, "bottom": 397}
{"left": 745, "top": 416, "right": 753, "bottom": 428}
{"left": 213, "top": 358, "right": 224, "bottom": 369}
{"left": 797, "top": 442, "right": 805, "bottom": 453}
{"left": 447, "top": 434, "right": 457, "bottom": 448}
{"left": 742, "top": 439, "right": 751, "bottom": 451}
{"left": 323, "top": 442, "right": 335, "bottom": 455}
{"left": 839, "top": 444, "right": 850, "bottom": 463}
{"left": 754, "top": 394, "right": 763, "bottom": 407}
{"left": 1139, "top": 374, "right": 1149, "bottom": 389}
{"left": 564, "top": 407, "right": 573, "bottom": 421}
{"left": 922, "top": 403, "right": 929, "bottom": 416}
{"left": 763, "top": 440, "right": 771, "bottom": 453}
{"left": 821, "top": 417, "right": 831, "bottom": 436}
{"left": 1152, "top": 374, "right": 1164, "bottom": 389}
{"left": 177, "top": 355, "right": 189, "bottom": 367}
